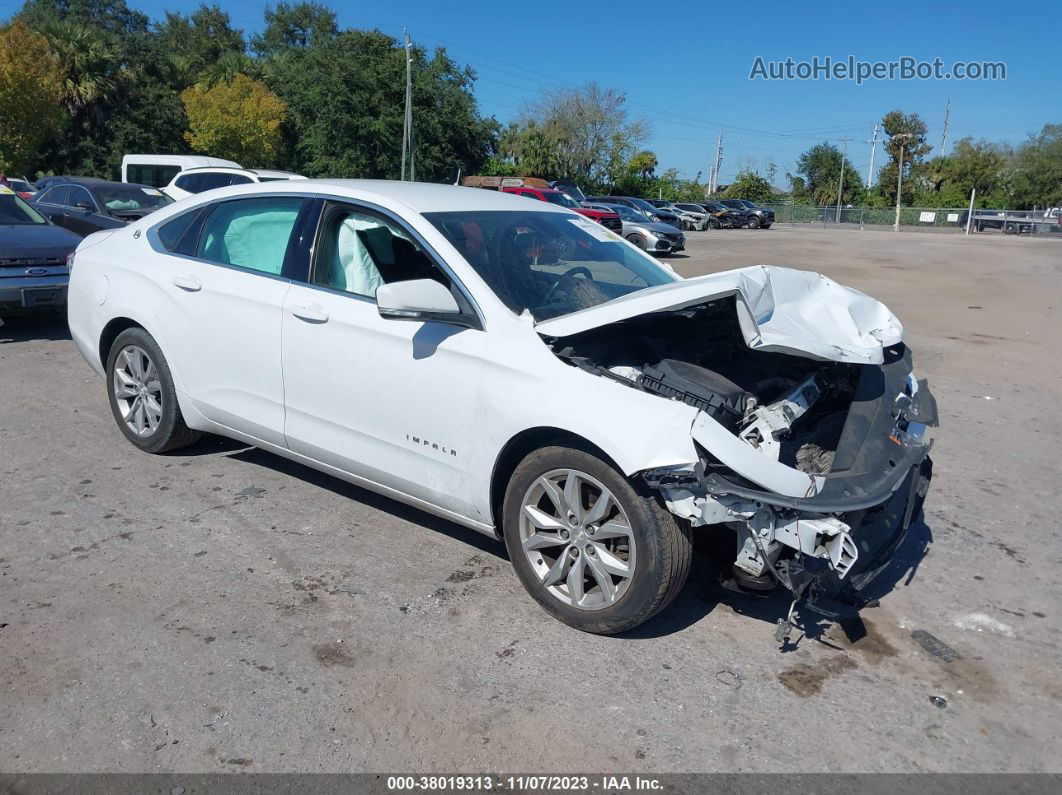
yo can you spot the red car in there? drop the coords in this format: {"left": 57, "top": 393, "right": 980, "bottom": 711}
{"left": 459, "top": 176, "right": 621, "bottom": 233}
{"left": 501, "top": 186, "right": 622, "bottom": 233}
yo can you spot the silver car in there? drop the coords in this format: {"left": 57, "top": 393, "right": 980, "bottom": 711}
{"left": 672, "top": 203, "right": 710, "bottom": 231}
{"left": 587, "top": 203, "right": 685, "bottom": 254}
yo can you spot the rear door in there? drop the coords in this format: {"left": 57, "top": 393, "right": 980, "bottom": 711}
{"left": 33, "top": 186, "right": 72, "bottom": 229}
{"left": 147, "top": 195, "right": 312, "bottom": 446}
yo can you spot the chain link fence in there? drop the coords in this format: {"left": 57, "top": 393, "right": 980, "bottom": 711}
{"left": 759, "top": 203, "right": 1062, "bottom": 234}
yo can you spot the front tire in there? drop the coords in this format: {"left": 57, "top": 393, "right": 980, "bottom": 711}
{"left": 503, "top": 446, "right": 692, "bottom": 635}
{"left": 106, "top": 327, "right": 201, "bottom": 454}
{"left": 747, "top": 215, "right": 761, "bottom": 229}
{"left": 626, "top": 233, "right": 646, "bottom": 249}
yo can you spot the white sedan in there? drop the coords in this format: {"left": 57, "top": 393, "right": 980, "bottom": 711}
{"left": 67, "top": 180, "right": 937, "bottom": 634}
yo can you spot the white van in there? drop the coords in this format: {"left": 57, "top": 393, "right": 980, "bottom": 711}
{"left": 121, "top": 154, "right": 241, "bottom": 189}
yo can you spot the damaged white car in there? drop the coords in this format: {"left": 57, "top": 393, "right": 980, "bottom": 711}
{"left": 67, "top": 181, "right": 937, "bottom": 635}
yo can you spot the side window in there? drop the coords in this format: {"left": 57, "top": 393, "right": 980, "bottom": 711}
{"left": 157, "top": 209, "right": 204, "bottom": 252}
{"left": 127, "top": 165, "right": 152, "bottom": 186}
{"left": 156, "top": 166, "right": 180, "bottom": 187}
{"left": 312, "top": 204, "right": 449, "bottom": 299}
{"left": 39, "top": 186, "right": 72, "bottom": 206}
{"left": 174, "top": 173, "right": 202, "bottom": 192}
{"left": 69, "top": 186, "right": 96, "bottom": 210}
{"left": 199, "top": 173, "right": 235, "bottom": 191}
{"left": 227, "top": 174, "right": 253, "bottom": 186}
{"left": 196, "top": 197, "right": 306, "bottom": 275}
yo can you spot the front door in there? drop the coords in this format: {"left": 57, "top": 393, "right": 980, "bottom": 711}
{"left": 280, "top": 201, "right": 487, "bottom": 519}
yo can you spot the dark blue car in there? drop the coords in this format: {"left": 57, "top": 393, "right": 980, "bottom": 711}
{"left": 0, "top": 189, "right": 81, "bottom": 316}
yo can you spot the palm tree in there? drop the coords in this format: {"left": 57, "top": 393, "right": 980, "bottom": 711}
{"left": 38, "top": 19, "right": 122, "bottom": 116}
{"left": 196, "top": 51, "right": 259, "bottom": 88}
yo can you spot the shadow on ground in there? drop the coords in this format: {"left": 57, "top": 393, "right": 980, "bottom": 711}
{"left": 223, "top": 444, "right": 508, "bottom": 560}
{"left": 184, "top": 433, "right": 936, "bottom": 640}
{"left": 0, "top": 315, "right": 71, "bottom": 343}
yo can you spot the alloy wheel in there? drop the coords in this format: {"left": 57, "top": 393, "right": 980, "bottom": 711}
{"left": 112, "top": 345, "right": 163, "bottom": 437}
{"left": 518, "top": 468, "right": 636, "bottom": 610}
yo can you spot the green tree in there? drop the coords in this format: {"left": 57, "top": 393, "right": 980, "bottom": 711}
{"left": 509, "top": 83, "right": 648, "bottom": 188}
{"left": 877, "top": 110, "right": 932, "bottom": 204}
{"left": 37, "top": 18, "right": 121, "bottom": 116}
{"left": 156, "top": 4, "right": 244, "bottom": 87}
{"left": 17, "top": 0, "right": 149, "bottom": 37}
{"left": 723, "top": 171, "right": 774, "bottom": 203}
{"left": 264, "top": 29, "right": 495, "bottom": 179}
{"left": 795, "top": 142, "right": 864, "bottom": 205}
{"left": 252, "top": 1, "right": 337, "bottom": 56}
{"left": 1010, "top": 124, "right": 1062, "bottom": 209}
{"left": 0, "top": 22, "right": 65, "bottom": 173}
{"left": 182, "top": 74, "right": 286, "bottom": 165}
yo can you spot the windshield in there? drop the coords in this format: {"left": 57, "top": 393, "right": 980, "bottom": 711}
{"left": 9, "top": 180, "right": 34, "bottom": 193}
{"left": 96, "top": 186, "right": 174, "bottom": 212}
{"left": 606, "top": 205, "right": 649, "bottom": 223}
{"left": 0, "top": 193, "right": 48, "bottom": 225}
{"left": 628, "top": 197, "right": 660, "bottom": 214}
{"left": 426, "top": 210, "right": 677, "bottom": 321}
{"left": 542, "top": 191, "right": 581, "bottom": 209}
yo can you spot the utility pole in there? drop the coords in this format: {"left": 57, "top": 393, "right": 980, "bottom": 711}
{"left": 710, "top": 132, "right": 723, "bottom": 194}
{"left": 401, "top": 30, "right": 413, "bottom": 181}
{"left": 940, "top": 98, "right": 951, "bottom": 155}
{"left": 893, "top": 133, "right": 913, "bottom": 232}
{"left": 864, "top": 123, "right": 878, "bottom": 188}
{"left": 835, "top": 136, "right": 850, "bottom": 223}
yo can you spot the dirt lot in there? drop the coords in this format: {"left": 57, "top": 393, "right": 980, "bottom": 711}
{"left": 1, "top": 226, "right": 1060, "bottom": 773}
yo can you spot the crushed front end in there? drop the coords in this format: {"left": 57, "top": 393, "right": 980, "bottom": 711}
{"left": 546, "top": 278, "right": 938, "bottom": 626}
{"left": 646, "top": 342, "right": 938, "bottom": 623}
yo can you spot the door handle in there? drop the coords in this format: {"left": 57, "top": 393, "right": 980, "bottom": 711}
{"left": 290, "top": 303, "right": 329, "bottom": 323}
{"left": 172, "top": 275, "right": 202, "bottom": 292}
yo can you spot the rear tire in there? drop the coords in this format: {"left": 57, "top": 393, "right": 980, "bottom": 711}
{"left": 503, "top": 446, "right": 692, "bottom": 635}
{"left": 105, "top": 327, "right": 201, "bottom": 454}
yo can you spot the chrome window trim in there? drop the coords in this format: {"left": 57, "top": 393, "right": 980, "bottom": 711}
{"left": 145, "top": 192, "right": 487, "bottom": 330}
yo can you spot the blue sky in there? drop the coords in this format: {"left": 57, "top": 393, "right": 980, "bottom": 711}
{"left": 8, "top": 0, "right": 1060, "bottom": 185}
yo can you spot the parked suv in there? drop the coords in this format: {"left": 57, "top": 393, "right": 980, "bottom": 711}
{"left": 586, "top": 196, "right": 681, "bottom": 228}
{"left": 719, "top": 199, "right": 774, "bottom": 229}
{"left": 163, "top": 167, "right": 306, "bottom": 201}
{"left": 699, "top": 200, "right": 748, "bottom": 229}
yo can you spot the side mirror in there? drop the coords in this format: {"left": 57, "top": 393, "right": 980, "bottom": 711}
{"left": 376, "top": 278, "right": 462, "bottom": 323}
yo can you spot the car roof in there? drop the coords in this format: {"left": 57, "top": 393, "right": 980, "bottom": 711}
{"left": 177, "top": 166, "right": 304, "bottom": 179}
{"left": 175, "top": 179, "right": 576, "bottom": 215}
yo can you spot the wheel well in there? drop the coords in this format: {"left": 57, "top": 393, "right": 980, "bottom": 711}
{"left": 98, "top": 317, "right": 144, "bottom": 370}
{"left": 489, "top": 427, "right": 618, "bottom": 534}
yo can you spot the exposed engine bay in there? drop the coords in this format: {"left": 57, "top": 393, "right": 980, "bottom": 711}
{"left": 547, "top": 294, "right": 938, "bottom": 623}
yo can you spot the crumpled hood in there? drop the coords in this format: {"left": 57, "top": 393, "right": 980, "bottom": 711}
{"left": 536, "top": 265, "right": 904, "bottom": 365}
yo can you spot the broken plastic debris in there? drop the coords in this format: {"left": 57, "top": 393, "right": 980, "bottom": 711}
{"left": 911, "top": 629, "right": 962, "bottom": 662}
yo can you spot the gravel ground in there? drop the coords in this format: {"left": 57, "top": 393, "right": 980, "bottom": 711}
{"left": 1, "top": 226, "right": 1060, "bottom": 773}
